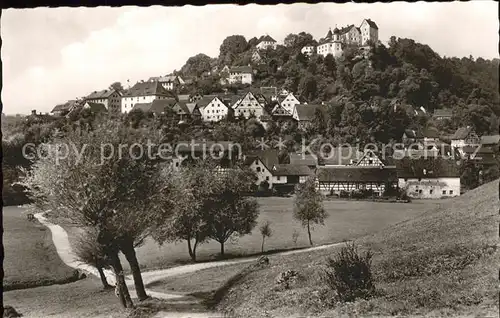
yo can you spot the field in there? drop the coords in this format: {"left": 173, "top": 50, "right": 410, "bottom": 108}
{"left": 3, "top": 206, "right": 81, "bottom": 291}
{"left": 3, "top": 277, "right": 127, "bottom": 318}
{"left": 215, "top": 180, "right": 500, "bottom": 317}
{"left": 62, "top": 197, "right": 442, "bottom": 273}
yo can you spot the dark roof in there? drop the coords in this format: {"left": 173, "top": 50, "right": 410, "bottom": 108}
{"left": 480, "top": 135, "right": 500, "bottom": 145}
{"left": 423, "top": 127, "right": 440, "bottom": 139}
{"left": 51, "top": 100, "right": 83, "bottom": 113}
{"left": 174, "top": 101, "right": 191, "bottom": 114}
{"left": 132, "top": 98, "right": 177, "bottom": 114}
{"left": 320, "top": 147, "right": 364, "bottom": 166}
{"left": 272, "top": 164, "right": 314, "bottom": 176}
{"left": 85, "top": 89, "right": 118, "bottom": 99}
{"left": 122, "top": 81, "right": 174, "bottom": 97}
{"left": 451, "top": 127, "right": 474, "bottom": 140}
{"left": 395, "top": 157, "right": 460, "bottom": 179}
{"left": 432, "top": 109, "right": 453, "bottom": 118}
{"left": 229, "top": 66, "right": 253, "bottom": 73}
{"left": 363, "top": 19, "right": 379, "bottom": 30}
{"left": 218, "top": 94, "right": 242, "bottom": 108}
{"left": 83, "top": 102, "right": 107, "bottom": 113}
{"left": 317, "top": 166, "right": 398, "bottom": 183}
{"left": 462, "top": 145, "right": 495, "bottom": 155}
{"left": 51, "top": 103, "right": 71, "bottom": 113}
{"left": 294, "top": 104, "right": 325, "bottom": 122}
{"left": 196, "top": 95, "right": 218, "bottom": 109}
{"left": 259, "top": 35, "right": 276, "bottom": 43}
{"left": 260, "top": 87, "right": 277, "bottom": 101}
{"left": 186, "top": 103, "right": 199, "bottom": 114}
{"left": 289, "top": 153, "right": 318, "bottom": 166}
{"left": 244, "top": 149, "right": 280, "bottom": 171}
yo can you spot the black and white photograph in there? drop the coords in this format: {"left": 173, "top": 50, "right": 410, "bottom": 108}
{"left": 1, "top": 1, "right": 499, "bottom": 317}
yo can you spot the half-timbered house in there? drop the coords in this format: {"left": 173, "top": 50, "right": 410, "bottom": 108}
{"left": 316, "top": 166, "right": 398, "bottom": 196}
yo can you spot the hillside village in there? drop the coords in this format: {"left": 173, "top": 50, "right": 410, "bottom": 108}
{"left": 18, "top": 18, "right": 500, "bottom": 201}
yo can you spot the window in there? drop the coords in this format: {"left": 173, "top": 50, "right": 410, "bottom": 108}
{"left": 419, "top": 189, "right": 422, "bottom": 194}
{"left": 429, "top": 189, "right": 433, "bottom": 194}
{"left": 277, "top": 176, "right": 281, "bottom": 181}
{"left": 266, "top": 176, "right": 269, "bottom": 181}
{"left": 442, "top": 190, "right": 446, "bottom": 195}
{"left": 255, "top": 160, "right": 259, "bottom": 165}
{"left": 449, "top": 190, "right": 453, "bottom": 195}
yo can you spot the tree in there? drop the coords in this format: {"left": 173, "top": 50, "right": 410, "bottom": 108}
{"left": 180, "top": 53, "right": 213, "bottom": 77}
{"left": 206, "top": 168, "right": 260, "bottom": 256}
{"left": 151, "top": 162, "right": 214, "bottom": 262}
{"left": 19, "top": 121, "right": 169, "bottom": 307}
{"left": 74, "top": 228, "right": 113, "bottom": 289}
{"left": 294, "top": 177, "right": 327, "bottom": 246}
{"left": 219, "top": 35, "right": 248, "bottom": 66}
{"left": 109, "top": 82, "right": 125, "bottom": 93}
{"left": 259, "top": 221, "right": 272, "bottom": 253}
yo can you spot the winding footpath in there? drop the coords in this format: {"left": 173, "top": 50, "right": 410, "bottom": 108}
{"left": 34, "top": 212, "right": 347, "bottom": 318}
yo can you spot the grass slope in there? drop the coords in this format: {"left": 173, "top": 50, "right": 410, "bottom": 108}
{"left": 216, "top": 180, "right": 500, "bottom": 317}
{"left": 62, "top": 198, "right": 439, "bottom": 273}
{"left": 3, "top": 277, "right": 126, "bottom": 318}
{"left": 3, "top": 206, "right": 81, "bottom": 291}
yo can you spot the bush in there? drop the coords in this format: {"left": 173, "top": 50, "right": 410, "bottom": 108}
{"left": 323, "top": 242, "right": 375, "bottom": 302}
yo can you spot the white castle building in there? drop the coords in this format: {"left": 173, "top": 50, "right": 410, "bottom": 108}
{"left": 302, "top": 18, "right": 379, "bottom": 58}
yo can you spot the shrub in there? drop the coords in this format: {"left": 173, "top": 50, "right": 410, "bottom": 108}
{"left": 323, "top": 242, "right": 375, "bottom": 302}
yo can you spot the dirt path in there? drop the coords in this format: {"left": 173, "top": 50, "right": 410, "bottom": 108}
{"left": 35, "top": 212, "right": 347, "bottom": 317}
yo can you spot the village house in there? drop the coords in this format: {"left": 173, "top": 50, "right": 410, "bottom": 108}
{"left": 260, "top": 86, "right": 278, "bottom": 102}
{"left": 316, "top": 166, "right": 398, "bottom": 197}
{"left": 232, "top": 91, "right": 266, "bottom": 120}
{"left": 84, "top": 89, "right": 122, "bottom": 114}
{"left": 256, "top": 35, "right": 277, "bottom": 50}
{"left": 228, "top": 66, "right": 254, "bottom": 85}
{"left": 121, "top": 81, "right": 176, "bottom": 114}
{"left": 271, "top": 164, "right": 315, "bottom": 191}
{"left": 82, "top": 102, "right": 107, "bottom": 114}
{"left": 243, "top": 149, "right": 280, "bottom": 189}
{"left": 292, "top": 104, "right": 325, "bottom": 129}
{"left": 190, "top": 93, "right": 204, "bottom": 103}
{"left": 432, "top": 109, "right": 453, "bottom": 120}
{"left": 251, "top": 50, "right": 262, "bottom": 63}
{"left": 396, "top": 157, "right": 461, "bottom": 199}
{"left": 199, "top": 96, "right": 234, "bottom": 122}
{"left": 132, "top": 98, "right": 177, "bottom": 115}
{"left": 277, "top": 92, "right": 301, "bottom": 115}
{"left": 461, "top": 145, "right": 497, "bottom": 167}
{"left": 359, "top": 18, "right": 379, "bottom": 45}
{"left": 171, "top": 101, "right": 202, "bottom": 122}
{"left": 51, "top": 100, "right": 85, "bottom": 117}
{"left": 450, "top": 126, "right": 480, "bottom": 155}
{"left": 149, "top": 75, "right": 182, "bottom": 91}
{"left": 271, "top": 104, "right": 293, "bottom": 118}
{"left": 289, "top": 153, "right": 318, "bottom": 170}
{"left": 301, "top": 45, "right": 315, "bottom": 56}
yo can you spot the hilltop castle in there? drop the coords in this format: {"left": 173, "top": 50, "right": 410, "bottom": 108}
{"left": 302, "top": 18, "right": 379, "bottom": 58}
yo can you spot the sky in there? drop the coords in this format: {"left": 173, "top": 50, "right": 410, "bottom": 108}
{"left": 1, "top": 1, "right": 498, "bottom": 115}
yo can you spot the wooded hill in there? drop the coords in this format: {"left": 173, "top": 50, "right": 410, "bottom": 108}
{"left": 175, "top": 33, "right": 499, "bottom": 141}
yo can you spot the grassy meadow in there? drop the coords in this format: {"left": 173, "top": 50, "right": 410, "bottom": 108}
{"left": 60, "top": 197, "right": 442, "bottom": 273}
{"left": 214, "top": 180, "right": 500, "bottom": 317}
{"left": 3, "top": 206, "right": 81, "bottom": 291}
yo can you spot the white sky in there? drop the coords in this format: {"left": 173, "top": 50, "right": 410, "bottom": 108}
{"left": 1, "top": 1, "right": 498, "bottom": 115}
